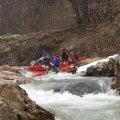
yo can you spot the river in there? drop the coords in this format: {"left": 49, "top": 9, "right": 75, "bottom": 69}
{"left": 20, "top": 73, "right": 120, "bottom": 120}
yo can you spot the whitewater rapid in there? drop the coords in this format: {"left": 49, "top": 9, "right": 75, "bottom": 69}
{"left": 20, "top": 54, "right": 120, "bottom": 120}
{"left": 20, "top": 76, "right": 120, "bottom": 120}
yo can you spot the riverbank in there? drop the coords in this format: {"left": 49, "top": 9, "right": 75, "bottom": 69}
{"left": 0, "top": 65, "right": 55, "bottom": 120}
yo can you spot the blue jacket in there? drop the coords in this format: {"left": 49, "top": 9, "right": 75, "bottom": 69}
{"left": 53, "top": 56, "right": 60, "bottom": 67}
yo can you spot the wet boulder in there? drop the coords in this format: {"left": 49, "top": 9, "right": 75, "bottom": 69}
{"left": 0, "top": 66, "right": 55, "bottom": 119}
{"left": 0, "top": 65, "right": 34, "bottom": 84}
{"left": 86, "top": 58, "right": 116, "bottom": 77}
{"left": 0, "top": 97, "right": 18, "bottom": 120}
{"left": 0, "top": 65, "right": 18, "bottom": 73}
{"left": 63, "top": 82, "right": 101, "bottom": 96}
{"left": 111, "top": 60, "right": 120, "bottom": 94}
{"left": 0, "top": 81, "right": 55, "bottom": 120}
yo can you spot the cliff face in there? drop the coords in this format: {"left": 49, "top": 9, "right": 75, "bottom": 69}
{"left": 0, "top": 0, "right": 119, "bottom": 34}
{"left": 0, "top": 0, "right": 75, "bottom": 35}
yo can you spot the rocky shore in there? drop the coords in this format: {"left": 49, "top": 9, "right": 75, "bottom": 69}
{"left": 111, "top": 60, "right": 120, "bottom": 94}
{"left": 0, "top": 65, "right": 55, "bottom": 120}
{"left": 1, "top": 54, "right": 120, "bottom": 119}
{"left": 83, "top": 55, "right": 120, "bottom": 94}
{"left": 86, "top": 58, "right": 116, "bottom": 77}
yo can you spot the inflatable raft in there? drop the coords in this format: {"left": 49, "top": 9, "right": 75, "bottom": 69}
{"left": 24, "top": 58, "right": 88, "bottom": 77}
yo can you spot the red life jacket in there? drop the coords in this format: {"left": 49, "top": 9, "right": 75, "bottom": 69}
{"left": 42, "top": 52, "right": 48, "bottom": 58}
{"left": 71, "top": 51, "right": 78, "bottom": 61}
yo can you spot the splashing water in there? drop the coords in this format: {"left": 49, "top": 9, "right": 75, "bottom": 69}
{"left": 21, "top": 85, "right": 120, "bottom": 120}
{"left": 77, "top": 54, "right": 120, "bottom": 75}
{"left": 20, "top": 54, "right": 120, "bottom": 120}
{"left": 20, "top": 69, "right": 84, "bottom": 81}
{"left": 20, "top": 76, "right": 120, "bottom": 120}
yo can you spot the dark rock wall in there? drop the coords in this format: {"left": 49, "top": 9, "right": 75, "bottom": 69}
{"left": 0, "top": 0, "right": 75, "bottom": 35}
{"left": 0, "top": 0, "right": 119, "bottom": 35}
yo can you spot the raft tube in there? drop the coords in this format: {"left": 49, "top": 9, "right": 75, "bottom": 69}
{"left": 32, "top": 66, "right": 76, "bottom": 77}
{"left": 60, "top": 66, "right": 76, "bottom": 73}
{"left": 32, "top": 71, "right": 49, "bottom": 77}
{"left": 78, "top": 58, "right": 88, "bottom": 62}
{"left": 25, "top": 65, "right": 45, "bottom": 71}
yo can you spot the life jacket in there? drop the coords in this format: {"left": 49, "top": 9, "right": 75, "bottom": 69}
{"left": 42, "top": 52, "right": 50, "bottom": 60}
{"left": 53, "top": 56, "right": 60, "bottom": 67}
{"left": 42, "top": 52, "right": 48, "bottom": 57}
{"left": 61, "top": 49, "right": 68, "bottom": 60}
{"left": 71, "top": 51, "right": 78, "bottom": 61}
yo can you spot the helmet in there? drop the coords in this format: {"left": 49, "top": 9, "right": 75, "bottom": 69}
{"left": 61, "top": 48, "right": 67, "bottom": 53}
{"left": 42, "top": 49, "right": 46, "bottom": 52}
{"left": 71, "top": 50, "right": 75, "bottom": 53}
{"left": 61, "top": 48, "right": 66, "bottom": 50}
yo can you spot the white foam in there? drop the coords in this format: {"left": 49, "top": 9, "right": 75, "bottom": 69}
{"left": 33, "top": 72, "right": 83, "bottom": 81}
{"left": 20, "top": 69, "right": 83, "bottom": 81}
{"left": 20, "top": 69, "right": 34, "bottom": 78}
{"left": 55, "top": 117, "right": 62, "bottom": 120}
{"left": 21, "top": 85, "right": 120, "bottom": 110}
{"left": 77, "top": 54, "right": 119, "bottom": 75}
{"left": 20, "top": 76, "right": 120, "bottom": 120}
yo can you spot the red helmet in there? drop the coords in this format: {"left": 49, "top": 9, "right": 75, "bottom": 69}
{"left": 61, "top": 48, "right": 67, "bottom": 51}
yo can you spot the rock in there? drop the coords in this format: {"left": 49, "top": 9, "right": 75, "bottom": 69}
{"left": 86, "top": 58, "right": 116, "bottom": 77}
{"left": 0, "top": 65, "right": 18, "bottom": 73}
{"left": 0, "top": 71, "right": 34, "bottom": 84}
{"left": 0, "top": 66, "right": 54, "bottom": 119}
{"left": 0, "top": 65, "right": 34, "bottom": 84}
{"left": 111, "top": 60, "right": 120, "bottom": 94}
{"left": 63, "top": 82, "right": 101, "bottom": 96}
{"left": 0, "top": 82, "right": 55, "bottom": 120}
{"left": 0, "top": 98, "right": 18, "bottom": 120}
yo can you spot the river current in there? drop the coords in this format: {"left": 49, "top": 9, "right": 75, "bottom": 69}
{"left": 20, "top": 54, "right": 120, "bottom": 120}
{"left": 20, "top": 74, "right": 120, "bottom": 120}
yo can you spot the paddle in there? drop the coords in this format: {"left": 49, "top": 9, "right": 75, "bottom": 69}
{"left": 30, "top": 57, "right": 44, "bottom": 66}
{"left": 41, "top": 65, "right": 49, "bottom": 72}
{"left": 30, "top": 58, "right": 61, "bottom": 74}
{"left": 49, "top": 62, "right": 61, "bottom": 73}
{"left": 30, "top": 60, "right": 39, "bottom": 66}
